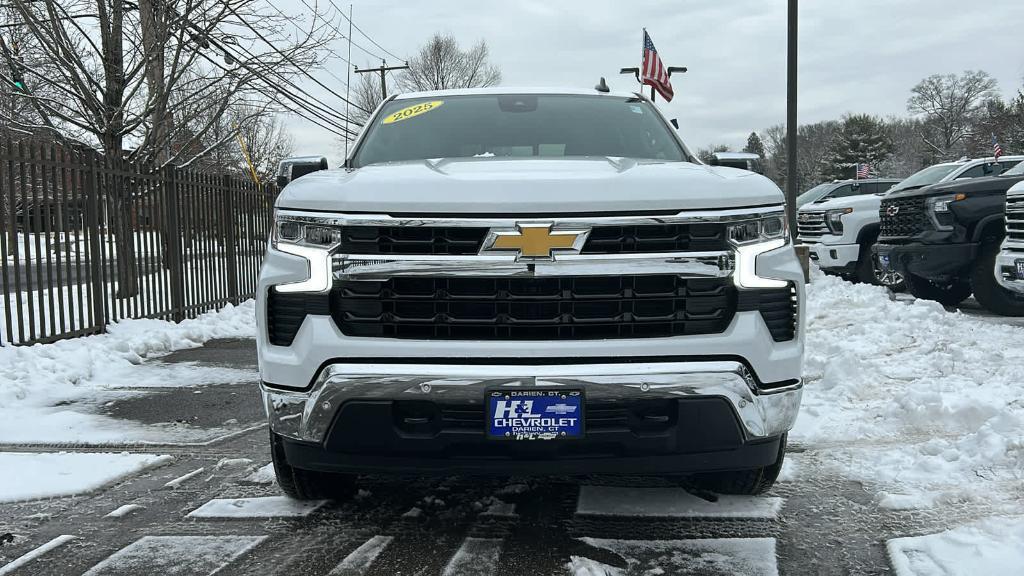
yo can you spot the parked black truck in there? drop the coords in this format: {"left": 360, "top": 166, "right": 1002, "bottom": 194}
{"left": 874, "top": 159, "right": 1024, "bottom": 316}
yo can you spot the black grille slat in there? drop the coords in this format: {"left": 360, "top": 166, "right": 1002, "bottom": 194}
{"left": 333, "top": 224, "right": 728, "bottom": 255}
{"left": 333, "top": 276, "right": 736, "bottom": 340}
{"left": 266, "top": 290, "right": 331, "bottom": 346}
{"left": 879, "top": 197, "right": 928, "bottom": 238}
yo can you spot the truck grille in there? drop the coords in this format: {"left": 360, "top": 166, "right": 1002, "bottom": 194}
{"left": 1006, "top": 195, "right": 1024, "bottom": 249}
{"left": 332, "top": 275, "right": 736, "bottom": 340}
{"left": 796, "top": 212, "right": 827, "bottom": 242}
{"left": 332, "top": 224, "right": 728, "bottom": 255}
{"left": 879, "top": 197, "right": 927, "bottom": 238}
{"left": 266, "top": 290, "right": 331, "bottom": 346}
{"left": 738, "top": 284, "right": 798, "bottom": 342}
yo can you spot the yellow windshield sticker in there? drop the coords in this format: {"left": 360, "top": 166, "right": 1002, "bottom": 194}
{"left": 382, "top": 100, "right": 444, "bottom": 124}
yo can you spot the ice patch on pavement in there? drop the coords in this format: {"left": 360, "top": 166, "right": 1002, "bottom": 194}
{"left": 0, "top": 452, "right": 170, "bottom": 503}
{"left": 329, "top": 535, "right": 393, "bottom": 575}
{"left": 571, "top": 537, "right": 778, "bottom": 576}
{"left": 187, "top": 496, "right": 326, "bottom": 518}
{"left": 576, "top": 486, "right": 783, "bottom": 518}
{"left": 442, "top": 538, "right": 503, "bottom": 576}
{"left": 0, "top": 301, "right": 255, "bottom": 445}
{"left": 0, "top": 535, "right": 76, "bottom": 575}
{"left": 82, "top": 535, "right": 265, "bottom": 576}
{"left": 793, "top": 273, "right": 1024, "bottom": 510}
{"left": 886, "top": 516, "right": 1024, "bottom": 576}
{"left": 244, "top": 463, "right": 276, "bottom": 484}
{"left": 104, "top": 504, "right": 145, "bottom": 518}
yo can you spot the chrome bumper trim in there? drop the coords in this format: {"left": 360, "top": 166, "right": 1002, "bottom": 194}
{"left": 996, "top": 249, "right": 1024, "bottom": 293}
{"left": 261, "top": 361, "right": 803, "bottom": 444}
{"left": 333, "top": 251, "right": 734, "bottom": 279}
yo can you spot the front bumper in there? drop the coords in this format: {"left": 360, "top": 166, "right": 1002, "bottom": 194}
{"left": 996, "top": 249, "right": 1024, "bottom": 293}
{"left": 262, "top": 360, "right": 802, "bottom": 475}
{"left": 805, "top": 242, "right": 859, "bottom": 272}
{"left": 874, "top": 242, "right": 977, "bottom": 281}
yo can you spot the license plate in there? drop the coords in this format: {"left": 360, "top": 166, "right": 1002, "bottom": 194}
{"left": 486, "top": 389, "right": 584, "bottom": 440}
{"left": 1017, "top": 259, "right": 1024, "bottom": 278}
{"left": 878, "top": 251, "right": 891, "bottom": 270}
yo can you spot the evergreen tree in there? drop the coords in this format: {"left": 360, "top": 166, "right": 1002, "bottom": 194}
{"left": 743, "top": 132, "right": 766, "bottom": 159}
{"left": 822, "top": 114, "right": 894, "bottom": 180}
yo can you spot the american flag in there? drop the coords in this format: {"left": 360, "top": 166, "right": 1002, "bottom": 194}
{"left": 992, "top": 134, "right": 1003, "bottom": 161}
{"left": 641, "top": 30, "right": 674, "bottom": 102}
{"left": 856, "top": 163, "right": 870, "bottom": 179}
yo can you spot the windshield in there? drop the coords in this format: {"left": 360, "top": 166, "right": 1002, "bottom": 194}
{"left": 1002, "top": 160, "right": 1024, "bottom": 176}
{"left": 352, "top": 94, "right": 687, "bottom": 166}
{"left": 890, "top": 164, "right": 962, "bottom": 191}
{"left": 796, "top": 183, "right": 833, "bottom": 206}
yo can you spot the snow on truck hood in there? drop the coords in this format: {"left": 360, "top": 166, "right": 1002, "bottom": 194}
{"left": 276, "top": 157, "right": 784, "bottom": 214}
{"left": 802, "top": 193, "right": 882, "bottom": 213}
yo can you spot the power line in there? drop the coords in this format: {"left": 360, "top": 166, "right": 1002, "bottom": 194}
{"left": 326, "top": 0, "right": 405, "bottom": 62}
{"left": 225, "top": 6, "right": 370, "bottom": 115}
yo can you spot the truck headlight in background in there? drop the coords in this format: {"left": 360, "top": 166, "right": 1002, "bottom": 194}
{"left": 271, "top": 211, "right": 343, "bottom": 293}
{"left": 926, "top": 193, "right": 966, "bottom": 230}
{"left": 825, "top": 207, "right": 853, "bottom": 234}
{"left": 728, "top": 212, "right": 789, "bottom": 289}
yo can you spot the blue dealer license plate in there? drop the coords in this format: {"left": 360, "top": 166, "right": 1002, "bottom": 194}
{"left": 487, "top": 389, "right": 584, "bottom": 440}
{"left": 1017, "top": 259, "right": 1024, "bottom": 278}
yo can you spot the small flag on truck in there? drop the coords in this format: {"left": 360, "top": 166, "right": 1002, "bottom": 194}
{"left": 641, "top": 30, "right": 674, "bottom": 102}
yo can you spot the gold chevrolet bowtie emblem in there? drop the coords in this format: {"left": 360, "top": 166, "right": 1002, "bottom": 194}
{"left": 482, "top": 223, "right": 589, "bottom": 260}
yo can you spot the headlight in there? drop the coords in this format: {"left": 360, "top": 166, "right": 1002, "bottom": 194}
{"left": 273, "top": 212, "right": 344, "bottom": 249}
{"left": 728, "top": 212, "right": 789, "bottom": 289}
{"left": 825, "top": 207, "right": 853, "bottom": 234}
{"left": 727, "top": 213, "right": 787, "bottom": 245}
{"left": 926, "top": 193, "right": 965, "bottom": 230}
{"left": 271, "top": 211, "right": 342, "bottom": 293}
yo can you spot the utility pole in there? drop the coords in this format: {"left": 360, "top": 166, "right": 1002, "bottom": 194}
{"left": 786, "top": 0, "right": 799, "bottom": 243}
{"left": 355, "top": 60, "right": 410, "bottom": 101}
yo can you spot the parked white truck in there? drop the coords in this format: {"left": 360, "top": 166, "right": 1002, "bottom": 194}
{"left": 796, "top": 179, "right": 900, "bottom": 284}
{"left": 257, "top": 87, "right": 805, "bottom": 500}
{"left": 996, "top": 180, "right": 1024, "bottom": 293}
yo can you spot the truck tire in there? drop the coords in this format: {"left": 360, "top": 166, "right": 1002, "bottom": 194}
{"left": 685, "top": 435, "right": 786, "bottom": 496}
{"left": 971, "top": 240, "right": 1024, "bottom": 316}
{"left": 271, "top": 430, "right": 356, "bottom": 501}
{"left": 904, "top": 274, "right": 972, "bottom": 307}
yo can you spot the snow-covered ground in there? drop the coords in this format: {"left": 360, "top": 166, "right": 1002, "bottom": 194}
{"left": 796, "top": 273, "right": 1024, "bottom": 516}
{"left": 0, "top": 300, "right": 256, "bottom": 444}
{"left": 0, "top": 452, "right": 171, "bottom": 503}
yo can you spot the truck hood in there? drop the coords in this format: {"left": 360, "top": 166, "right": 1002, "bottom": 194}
{"left": 886, "top": 174, "right": 1024, "bottom": 200}
{"left": 276, "top": 157, "right": 784, "bottom": 214}
{"left": 801, "top": 194, "right": 882, "bottom": 213}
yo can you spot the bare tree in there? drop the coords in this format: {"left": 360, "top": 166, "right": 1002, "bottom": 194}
{"left": 1, "top": 0, "right": 345, "bottom": 296}
{"left": 398, "top": 33, "right": 500, "bottom": 93}
{"left": 233, "top": 107, "right": 294, "bottom": 184}
{"left": 907, "top": 70, "right": 998, "bottom": 157}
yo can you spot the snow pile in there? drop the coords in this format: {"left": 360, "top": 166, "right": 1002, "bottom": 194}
{"left": 0, "top": 452, "right": 171, "bottom": 503}
{"left": 795, "top": 273, "right": 1024, "bottom": 510}
{"left": 0, "top": 300, "right": 256, "bottom": 444}
{"left": 887, "top": 516, "right": 1024, "bottom": 576}
{"left": 0, "top": 300, "right": 255, "bottom": 405}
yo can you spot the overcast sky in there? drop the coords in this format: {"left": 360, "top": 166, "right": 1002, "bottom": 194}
{"left": 280, "top": 0, "right": 1024, "bottom": 165}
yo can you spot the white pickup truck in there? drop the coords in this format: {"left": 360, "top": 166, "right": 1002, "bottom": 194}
{"left": 996, "top": 180, "right": 1024, "bottom": 293}
{"left": 257, "top": 87, "right": 805, "bottom": 500}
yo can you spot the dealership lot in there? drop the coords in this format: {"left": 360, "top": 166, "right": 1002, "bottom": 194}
{"left": 2, "top": 276, "right": 1022, "bottom": 575}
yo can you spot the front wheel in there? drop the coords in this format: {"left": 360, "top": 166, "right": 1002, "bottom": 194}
{"left": 856, "top": 242, "right": 905, "bottom": 291}
{"left": 904, "top": 274, "right": 972, "bottom": 306}
{"left": 685, "top": 435, "right": 787, "bottom": 495}
{"left": 971, "top": 240, "right": 1024, "bottom": 316}
{"left": 271, "top": 430, "right": 356, "bottom": 501}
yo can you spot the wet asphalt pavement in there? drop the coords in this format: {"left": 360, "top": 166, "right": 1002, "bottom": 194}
{"left": 0, "top": 336, "right": 1006, "bottom": 575}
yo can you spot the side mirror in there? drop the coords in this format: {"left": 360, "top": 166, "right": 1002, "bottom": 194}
{"left": 277, "top": 156, "right": 328, "bottom": 188}
{"left": 669, "top": 118, "right": 679, "bottom": 129}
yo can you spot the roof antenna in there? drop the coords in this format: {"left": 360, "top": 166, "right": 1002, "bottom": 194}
{"left": 595, "top": 77, "right": 610, "bottom": 93}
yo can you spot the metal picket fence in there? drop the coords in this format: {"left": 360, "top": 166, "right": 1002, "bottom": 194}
{"left": 0, "top": 135, "right": 276, "bottom": 346}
